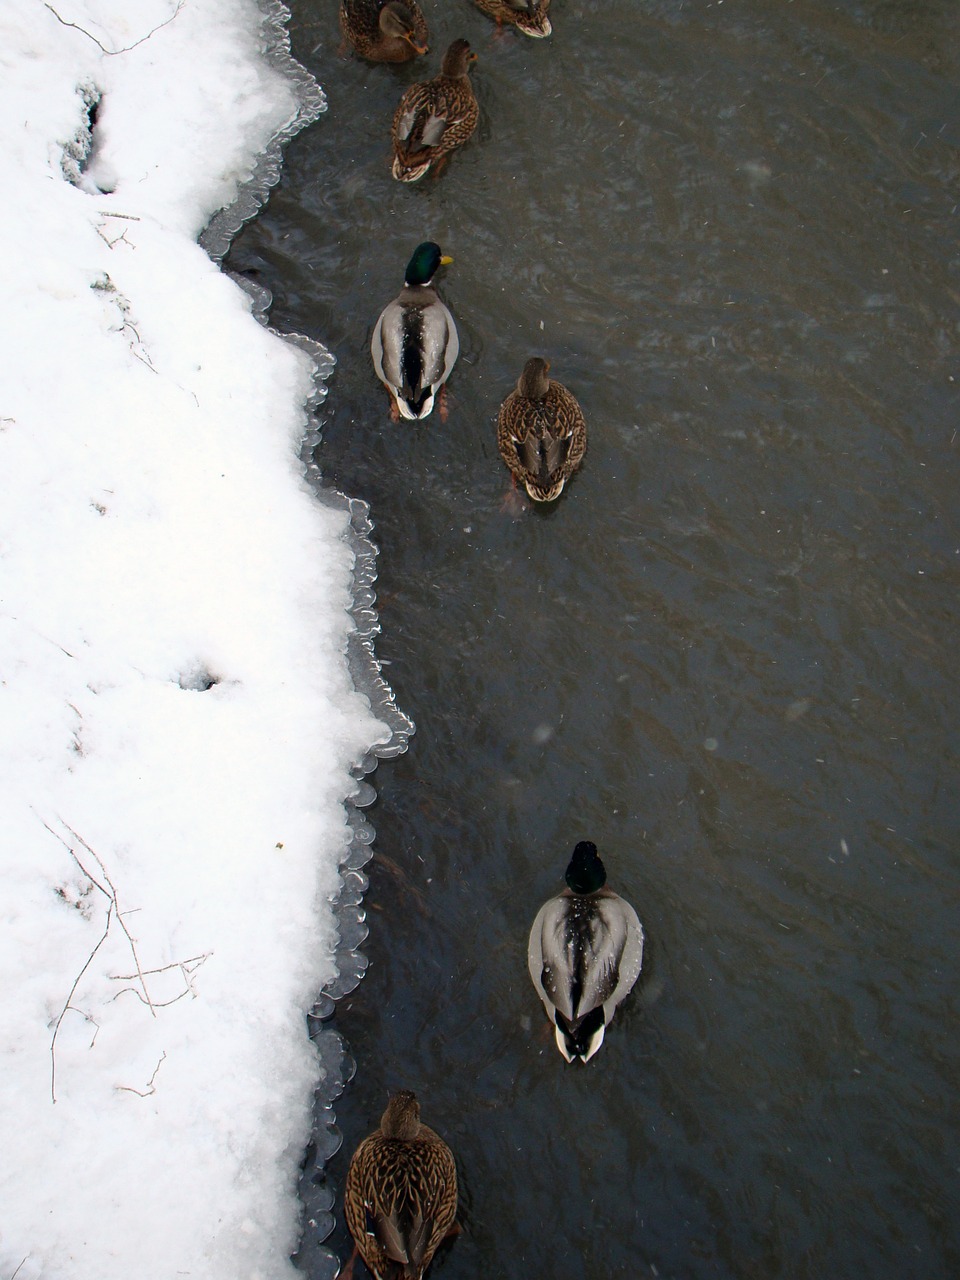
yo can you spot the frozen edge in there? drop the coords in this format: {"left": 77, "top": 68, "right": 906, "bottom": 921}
{"left": 200, "top": 0, "right": 326, "bottom": 264}
{"left": 205, "top": 7, "right": 414, "bottom": 1276}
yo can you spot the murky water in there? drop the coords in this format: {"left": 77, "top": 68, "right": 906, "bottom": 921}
{"left": 228, "top": 1, "right": 959, "bottom": 1275}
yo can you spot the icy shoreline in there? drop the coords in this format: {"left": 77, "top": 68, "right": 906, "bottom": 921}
{"left": 0, "top": 2, "right": 405, "bottom": 1276}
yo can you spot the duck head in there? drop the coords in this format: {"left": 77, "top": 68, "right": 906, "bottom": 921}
{"left": 564, "top": 840, "right": 607, "bottom": 895}
{"left": 404, "top": 241, "right": 453, "bottom": 287}
{"left": 441, "top": 38, "right": 478, "bottom": 77}
{"left": 380, "top": 1089, "right": 422, "bottom": 1140}
{"left": 379, "top": 2, "right": 428, "bottom": 54}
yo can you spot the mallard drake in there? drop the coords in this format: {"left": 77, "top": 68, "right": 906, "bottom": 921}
{"left": 528, "top": 842, "right": 644, "bottom": 1063}
{"left": 371, "top": 242, "right": 459, "bottom": 421}
{"left": 343, "top": 1090, "right": 458, "bottom": 1280}
{"left": 391, "top": 39, "right": 479, "bottom": 183}
{"left": 472, "top": 0, "right": 552, "bottom": 38}
{"left": 339, "top": 0, "right": 429, "bottom": 62}
{"left": 497, "top": 357, "right": 587, "bottom": 501}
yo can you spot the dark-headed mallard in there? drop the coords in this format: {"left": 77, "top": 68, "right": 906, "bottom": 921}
{"left": 497, "top": 357, "right": 587, "bottom": 501}
{"left": 371, "top": 242, "right": 459, "bottom": 421}
{"left": 391, "top": 39, "right": 479, "bottom": 183}
{"left": 343, "top": 1090, "right": 458, "bottom": 1280}
{"left": 473, "top": 0, "right": 552, "bottom": 38}
{"left": 528, "top": 841, "right": 644, "bottom": 1063}
{"left": 339, "top": 0, "right": 429, "bottom": 63}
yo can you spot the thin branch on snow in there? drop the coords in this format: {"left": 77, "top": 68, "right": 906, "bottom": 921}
{"left": 48, "top": 897, "right": 113, "bottom": 1103}
{"left": 111, "top": 953, "right": 211, "bottom": 1007}
{"left": 117, "top": 1051, "right": 167, "bottom": 1097}
{"left": 95, "top": 224, "right": 135, "bottom": 250}
{"left": 43, "top": 2, "right": 185, "bottom": 56}
{"left": 41, "top": 816, "right": 156, "bottom": 1101}
{"left": 59, "top": 820, "right": 157, "bottom": 1015}
{"left": 39, "top": 816, "right": 213, "bottom": 1102}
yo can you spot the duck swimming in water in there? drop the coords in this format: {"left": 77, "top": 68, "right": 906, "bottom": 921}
{"left": 472, "top": 0, "right": 552, "bottom": 38}
{"left": 528, "top": 841, "right": 644, "bottom": 1062}
{"left": 497, "top": 356, "right": 587, "bottom": 501}
{"left": 343, "top": 1090, "right": 458, "bottom": 1280}
{"left": 339, "top": 0, "right": 429, "bottom": 62}
{"left": 390, "top": 39, "right": 479, "bottom": 183}
{"left": 371, "top": 242, "right": 459, "bottom": 421}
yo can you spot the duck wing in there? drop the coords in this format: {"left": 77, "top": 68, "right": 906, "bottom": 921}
{"left": 393, "top": 79, "right": 478, "bottom": 160}
{"left": 372, "top": 288, "right": 458, "bottom": 417}
{"left": 528, "top": 893, "right": 643, "bottom": 1023}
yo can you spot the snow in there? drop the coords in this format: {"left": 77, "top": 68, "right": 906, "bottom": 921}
{"left": 0, "top": 2, "right": 390, "bottom": 1277}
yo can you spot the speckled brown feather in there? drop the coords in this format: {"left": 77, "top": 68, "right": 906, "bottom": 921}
{"left": 344, "top": 1099, "right": 458, "bottom": 1280}
{"left": 497, "top": 374, "right": 587, "bottom": 502}
{"left": 391, "top": 43, "right": 478, "bottom": 182}
{"left": 339, "top": 0, "right": 428, "bottom": 63}
{"left": 472, "top": 0, "right": 552, "bottom": 38}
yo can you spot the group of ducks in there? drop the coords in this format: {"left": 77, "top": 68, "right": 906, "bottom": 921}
{"left": 344, "top": 844, "right": 644, "bottom": 1280}
{"left": 334, "top": 4, "right": 642, "bottom": 1277}
{"left": 371, "top": 241, "right": 587, "bottom": 501}
{"left": 342, "top": 0, "right": 585, "bottom": 502}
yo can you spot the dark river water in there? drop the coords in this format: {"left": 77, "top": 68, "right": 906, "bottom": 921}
{"left": 227, "top": 1, "right": 959, "bottom": 1276}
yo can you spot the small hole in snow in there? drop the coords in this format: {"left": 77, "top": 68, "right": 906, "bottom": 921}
{"left": 178, "top": 668, "right": 220, "bottom": 692}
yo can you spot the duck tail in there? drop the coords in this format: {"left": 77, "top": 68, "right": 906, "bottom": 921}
{"left": 555, "top": 1006, "right": 605, "bottom": 1062}
{"left": 392, "top": 154, "right": 432, "bottom": 183}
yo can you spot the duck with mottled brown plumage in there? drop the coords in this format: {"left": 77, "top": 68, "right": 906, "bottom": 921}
{"left": 342, "top": 1090, "right": 458, "bottom": 1280}
{"left": 473, "top": 0, "right": 552, "bottom": 38}
{"left": 390, "top": 39, "right": 479, "bottom": 183}
{"left": 339, "top": 0, "right": 428, "bottom": 62}
{"left": 497, "top": 357, "right": 587, "bottom": 502}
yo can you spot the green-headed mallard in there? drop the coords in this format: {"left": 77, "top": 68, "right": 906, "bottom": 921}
{"left": 339, "top": 0, "right": 429, "bottom": 63}
{"left": 391, "top": 39, "right": 479, "bottom": 183}
{"left": 497, "top": 357, "right": 587, "bottom": 501}
{"left": 473, "top": 0, "right": 552, "bottom": 38}
{"left": 344, "top": 1090, "right": 458, "bottom": 1280}
{"left": 528, "top": 841, "right": 644, "bottom": 1063}
{"left": 371, "top": 242, "right": 459, "bottom": 421}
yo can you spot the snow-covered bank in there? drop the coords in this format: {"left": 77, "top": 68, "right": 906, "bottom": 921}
{"left": 0, "top": 3, "right": 393, "bottom": 1276}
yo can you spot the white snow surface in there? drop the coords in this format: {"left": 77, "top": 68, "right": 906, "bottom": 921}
{"left": 0, "top": 3, "right": 388, "bottom": 1277}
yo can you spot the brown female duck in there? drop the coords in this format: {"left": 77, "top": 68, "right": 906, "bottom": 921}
{"left": 339, "top": 0, "right": 428, "bottom": 62}
{"left": 497, "top": 357, "right": 587, "bottom": 501}
{"left": 343, "top": 1090, "right": 458, "bottom": 1280}
{"left": 391, "top": 39, "right": 479, "bottom": 183}
{"left": 472, "top": 0, "right": 552, "bottom": 38}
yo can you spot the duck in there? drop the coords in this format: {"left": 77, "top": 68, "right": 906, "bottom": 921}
{"left": 343, "top": 1090, "right": 458, "bottom": 1280}
{"left": 472, "top": 0, "right": 552, "bottom": 38}
{"left": 339, "top": 0, "right": 429, "bottom": 63}
{"left": 371, "top": 242, "right": 459, "bottom": 421}
{"left": 528, "top": 841, "right": 644, "bottom": 1063}
{"left": 497, "top": 357, "right": 587, "bottom": 501}
{"left": 391, "top": 39, "right": 479, "bottom": 183}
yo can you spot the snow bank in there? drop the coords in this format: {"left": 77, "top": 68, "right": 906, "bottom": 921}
{"left": 0, "top": 2, "right": 389, "bottom": 1277}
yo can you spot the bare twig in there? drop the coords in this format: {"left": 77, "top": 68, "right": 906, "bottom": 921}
{"left": 118, "top": 1051, "right": 167, "bottom": 1097}
{"left": 95, "top": 224, "right": 135, "bottom": 250}
{"left": 43, "top": 2, "right": 184, "bottom": 56}
{"left": 58, "top": 820, "right": 156, "bottom": 1017}
{"left": 111, "top": 953, "right": 211, "bottom": 1008}
{"left": 39, "top": 816, "right": 212, "bottom": 1102}
{"left": 48, "top": 899, "right": 113, "bottom": 1103}
{"left": 40, "top": 816, "right": 155, "bottom": 1100}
